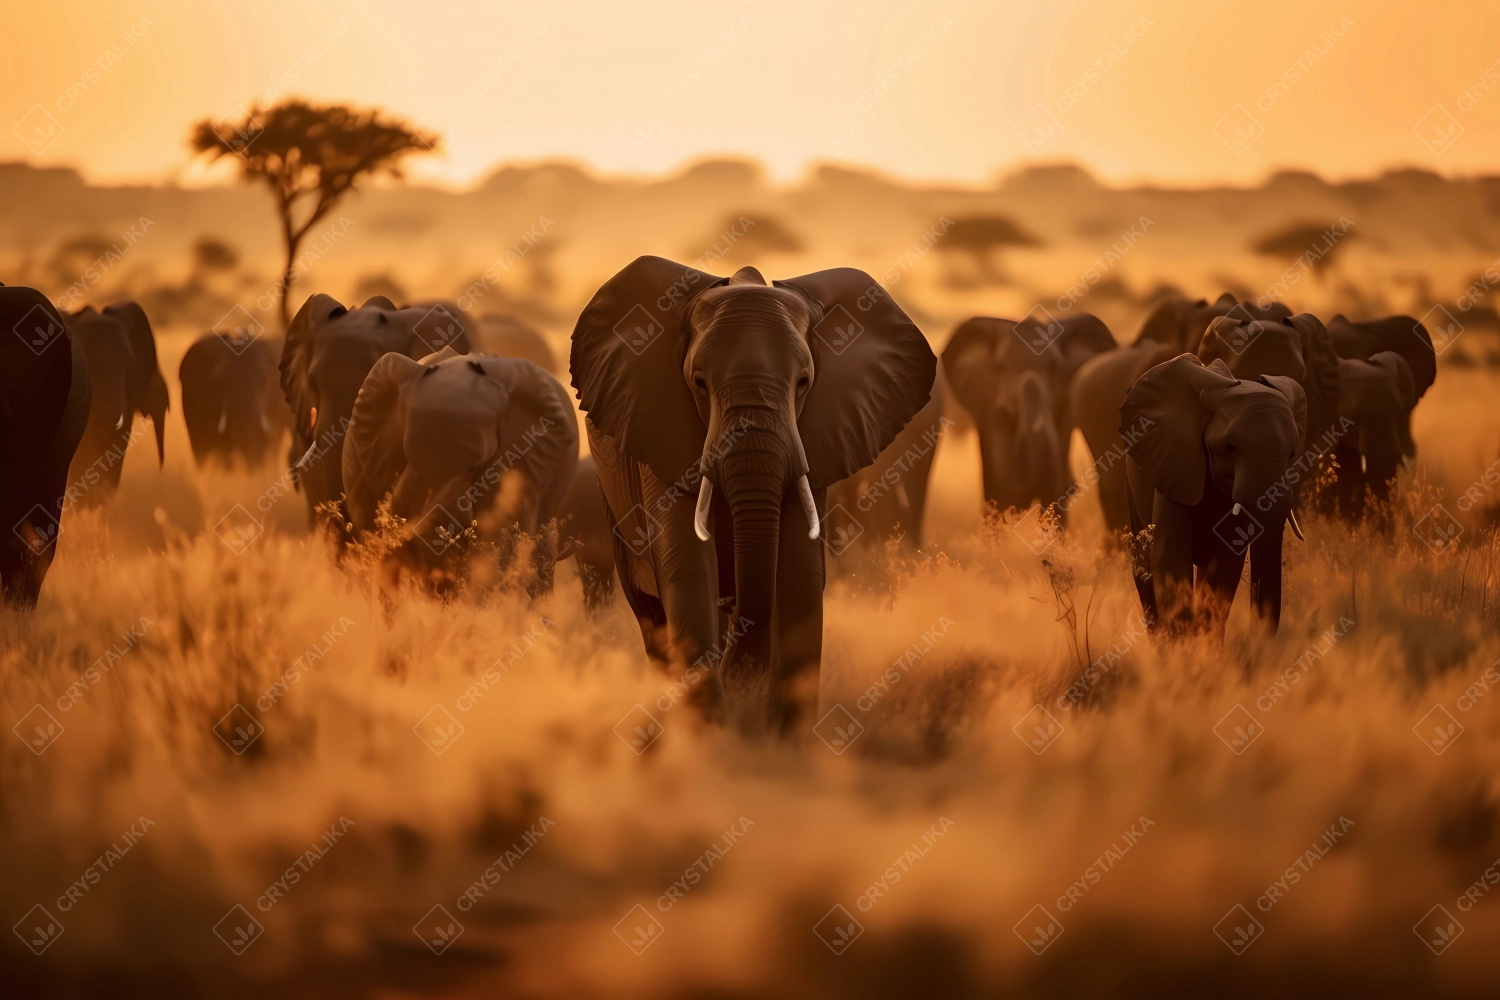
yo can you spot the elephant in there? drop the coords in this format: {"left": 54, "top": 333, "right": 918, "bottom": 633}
{"left": 822, "top": 368, "right": 946, "bottom": 574}
{"left": 64, "top": 302, "right": 168, "bottom": 502}
{"left": 1074, "top": 294, "right": 1294, "bottom": 536}
{"left": 571, "top": 257, "right": 936, "bottom": 733}
{"left": 1195, "top": 312, "right": 1343, "bottom": 518}
{"left": 557, "top": 455, "right": 618, "bottom": 607}
{"left": 281, "top": 294, "right": 474, "bottom": 527}
{"left": 1324, "top": 314, "right": 1436, "bottom": 514}
{"left": 475, "top": 313, "right": 558, "bottom": 375}
{"left": 179, "top": 332, "right": 289, "bottom": 467}
{"left": 342, "top": 347, "right": 578, "bottom": 591}
{"left": 1121, "top": 354, "right": 1306, "bottom": 636}
{"left": 942, "top": 312, "right": 1115, "bottom": 522}
{"left": 1, "top": 285, "right": 92, "bottom": 605}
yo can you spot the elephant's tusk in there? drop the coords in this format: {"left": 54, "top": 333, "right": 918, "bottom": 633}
{"left": 115, "top": 414, "right": 125, "bottom": 430}
{"left": 797, "top": 475, "right": 820, "bottom": 540}
{"left": 294, "top": 440, "right": 319, "bottom": 470}
{"left": 694, "top": 476, "right": 713, "bottom": 541}
{"left": 1232, "top": 503, "right": 1242, "bottom": 516}
{"left": 1288, "top": 508, "right": 1305, "bottom": 541}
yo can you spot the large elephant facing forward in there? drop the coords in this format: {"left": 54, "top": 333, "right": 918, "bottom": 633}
{"left": 572, "top": 257, "right": 936, "bottom": 733}
{"left": 1122, "top": 355, "right": 1306, "bottom": 636}
{"left": 942, "top": 313, "right": 1115, "bottom": 520}
{"left": 65, "top": 303, "right": 168, "bottom": 502}
{"left": 179, "top": 333, "right": 288, "bottom": 467}
{"left": 342, "top": 348, "right": 577, "bottom": 590}
{"left": 1, "top": 286, "right": 91, "bottom": 605}
{"left": 281, "top": 294, "right": 474, "bottom": 527}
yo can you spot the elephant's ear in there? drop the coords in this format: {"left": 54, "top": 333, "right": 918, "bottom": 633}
{"left": 362, "top": 295, "right": 397, "bottom": 310}
{"left": 479, "top": 357, "right": 580, "bottom": 520}
{"left": 940, "top": 317, "right": 1005, "bottom": 417}
{"left": 1121, "top": 354, "right": 1236, "bottom": 505}
{"left": 777, "top": 271, "right": 937, "bottom": 488}
{"left": 104, "top": 301, "right": 169, "bottom": 464}
{"left": 1056, "top": 313, "right": 1118, "bottom": 373}
{"left": 1387, "top": 316, "right": 1437, "bottom": 400}
{"left": 282, "top": 293, "right": 348, "bottom": 439}
{"left": 571, "top": 256, "right": 725, "bottom": 481}
{"left": 1285, "top": 313, "right": 1340, "bottom": 438}
{"left": 1371, "top": 350, "right": 1417, "bottom": 456}
{"left": 1259, "top": 374, "right": 1308, "bottom": 450}
{"left": 343, "top": 352, "right": 422, "bottom": 531}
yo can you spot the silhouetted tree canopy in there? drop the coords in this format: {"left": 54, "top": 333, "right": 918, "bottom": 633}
{"left": 192, "top": 236, "right": 240, "bottom": 273}
{"left": 190, "top": 100, "right": 437, "bottom": 329}
{"left": 942, "top": 215, "right": 1044, "bottom": 252}
{"left": 1251, "top": 222, "right": 1356, "bottom": 273}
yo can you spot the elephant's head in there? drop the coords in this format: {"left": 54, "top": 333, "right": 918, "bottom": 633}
{"left": 571, "top": 257, "right": 935, "bottom": 677}
{"left": 1328, "top": 314, "right": 1435, "bottom": 458}
{"left": 281, "top": 294, "right": 474, "bottom": 520}
{"left": 942, "top": 314, "right": 1113, "bottom": 510}
{"left": 343, "top": 349, "right": 578, "bottom": 565}
{"left": 1121, "top": 354, "right": 1306, "bottom": 522}
{"left": 1182, "top": 294, "right": 1293, "bottom": 353}
{"left": 1134, "top": 294, "right": 1208, "bottom": 351}
{"left": 66, "top": 304, "right": 167, "bottom": 490}
{"left": 1337, "top": 351, "right": 1415, "bottom": 499}
{"left": 101, "top": 302, "right": 168, "bottom": 464}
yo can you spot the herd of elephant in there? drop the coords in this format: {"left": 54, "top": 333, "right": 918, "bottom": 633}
{"left": 1, "top": 258, "right": 1435, "bottom": 732}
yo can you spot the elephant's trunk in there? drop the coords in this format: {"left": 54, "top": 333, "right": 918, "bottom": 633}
{"left": 1358, "top": 419, "right": 1402, "bottom": 500}
{"left": 711, "top": 389, "right": 799, "bottom": 728}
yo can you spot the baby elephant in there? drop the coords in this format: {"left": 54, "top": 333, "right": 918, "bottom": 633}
{"left": 342, "top": 348, "right": 579, "bottom": 591}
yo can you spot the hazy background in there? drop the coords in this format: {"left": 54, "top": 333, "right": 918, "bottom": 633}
{"left": 5, "top": 0, "right": 1500, "bottom": 188}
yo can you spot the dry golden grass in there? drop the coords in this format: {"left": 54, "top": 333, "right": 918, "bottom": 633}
{"left": 4, "top": 329, "right": 1500, "bottom": 997}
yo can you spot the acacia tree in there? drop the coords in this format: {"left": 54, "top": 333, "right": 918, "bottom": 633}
{"left": 191, "top": 101, "right": 438, "bottom": 331}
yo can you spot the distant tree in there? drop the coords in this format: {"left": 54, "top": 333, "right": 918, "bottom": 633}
{"left": 192, "top": 236, "right": 240, "bottom": 274}
{"left": 939, "top": 214, "right": 1043, "bottom": 286}
{"left": 190, "top": 100, "right": 438, "bottom": 331}
{"left": 1251, "top": 222, "right": 1356, "bottom": 276}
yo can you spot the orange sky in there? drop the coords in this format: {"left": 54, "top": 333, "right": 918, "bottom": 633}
{"left": 4, "top": 0, "right": 1500, "bottom": 188}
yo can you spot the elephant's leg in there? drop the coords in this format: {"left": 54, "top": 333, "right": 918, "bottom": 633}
{"left": 1094, "top": 448, "right": 1132, "bottom": 540}
{"left": 639, "top": 464, "right": 718, "bottom": 669}
{"left": 770, "top": 483, "right": 826, "bottom": 736}
{"left": 1149, "top": 490, "right": 1196, "bottom": 636}
{"left": 1196, "top": 534, "right": 1248, "bottom": 639}
{"left": 1248, "top": 519, "right": 1286, "bottom": 631}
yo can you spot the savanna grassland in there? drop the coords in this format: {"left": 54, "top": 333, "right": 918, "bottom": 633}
{"left": 4, "top": 159, "right": 1500, "bottom": 997}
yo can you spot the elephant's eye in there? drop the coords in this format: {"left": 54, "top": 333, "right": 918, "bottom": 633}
{"left": 797, "top": 375, "right": 810, "bottom": 389}
{"left": 693, "top": 375, "right": 707, "bottom": 391}
{"left": 1226, "top": 443, "right": 1236, "bottom": 454}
